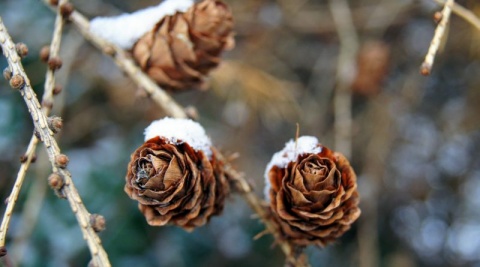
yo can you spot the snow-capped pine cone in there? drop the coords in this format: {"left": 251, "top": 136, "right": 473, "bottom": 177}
{"left": 132, "top": 0, "right": 234, "bottom": 91}
{"left": 266, "top": 137, "right": 361, "bottom": 246}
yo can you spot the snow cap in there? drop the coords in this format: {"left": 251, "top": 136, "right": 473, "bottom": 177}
{"left": 90, "top": 0, "right": 194, "bottom": 49}
{"left": 264, "top": 136, "right": 322, "bottom": 199}
{"left": 144, "top": 117, "right": 212, "bottom": 158}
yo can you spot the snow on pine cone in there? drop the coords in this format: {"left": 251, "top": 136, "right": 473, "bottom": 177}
{"left": 132, "top": 0, "right": 235, "bottom": 91}
{"left": 125, "top": 118, "right": 229, "bottom": 230}
{"left": 265, "top": 136, "right": 361, "bottom": 246}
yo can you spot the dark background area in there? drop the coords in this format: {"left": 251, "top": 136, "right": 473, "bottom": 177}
{"left": 1, "top": 0, "right": 480, "bottom": 266}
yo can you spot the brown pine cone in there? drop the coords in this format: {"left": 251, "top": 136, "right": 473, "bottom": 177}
{"left": 266, "top": 137, "right": 360, "bottom": 246}
{"left": 125, "top": 136, "right": 229, "bottom": 231}
{"left": 132, "top": 0, "right": 234, "bottom": 91}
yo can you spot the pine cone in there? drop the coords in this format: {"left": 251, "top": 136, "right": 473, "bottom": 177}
{"left": 132, "top": 0, "right": 234, "bottom": 91}
{"left": 265, "top": 137, "right": 360, "bottom": 246}
{"left": 125, "top": 136, "right": 229, "bottom": 231}
{"left": 352, "top": 41, "right": 390, "bottom": 96}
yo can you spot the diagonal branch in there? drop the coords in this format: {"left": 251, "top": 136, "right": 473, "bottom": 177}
{"left": 433, "top": 0, "right": 480, "bottom": 31}
{"left": 0, "top": 0, "right": 69, "bottom": 259}
{"left": 41, "top": 2, "right": 308, "bottom": 266}
{"left": 421, "top": 0, "right": 455, "bottom": 76}
{"left": 0, "top": 16, "right": 111, "bottom": 267}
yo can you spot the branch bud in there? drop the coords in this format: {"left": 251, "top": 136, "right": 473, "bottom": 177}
{"left": 3, "top": 67, "right": 12, "bottom": 81}
{"left": 40, "top": 45, "right": 50, "bottom": 62}
{"left": 47, "top": 56, "right": 63, "bottom": 71}
{"left": 60, "top": 3, "right": 74, "bottom": 18}
{"left": 53, "top": 84, "right": 63, "bottom": 95}
{"left": 55, "top": 154, "right": 69, "bottom": 168}
{"left": 9, "top": 74, "right": 25, "bottom": 89}
{"left": 48, "top": 173, "right": 64, "bottom": 190}
{"left": 90, "top": 214, "right": 106, "bottom": 233}
{"left": 20, "top": 153, "right": 37, "bottom": 163}
{"left": 15, "top": 42, "right": 29, "bottom": 58}
{"left": 48, "top": 116, "right": 63, "bottom": 133}
{"left": 0, "top": 246, "right": 6, "bottom": 257}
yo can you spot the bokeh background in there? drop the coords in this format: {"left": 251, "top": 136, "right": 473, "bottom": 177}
{"left": 1, "top": 0, "right": 480, "bottom": 266}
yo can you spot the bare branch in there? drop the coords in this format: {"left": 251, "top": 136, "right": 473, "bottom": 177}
{"left": 329, "top": 0, "right": 358, "bottom": 160}
{"left": 433, "top": 0, "right": 480, "bottom": 31}
{"left": 0, "top": 16, "right": 111, "bottom": 267}
{"left": 421, "top": 0, "right": 455, "bottom": 76}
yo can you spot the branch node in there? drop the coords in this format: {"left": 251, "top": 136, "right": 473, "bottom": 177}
{"left": 48, "top": 172, "right": 65, "bottom": 190}
{"left": 90, "top": 214, "right": 106, "bottom": 233}
{"left": 15, "top": 42, "right": 28, "bottom": 58}
{"left": 3, "top": 67, "right": 12, "bottom": 81}
{"left": 55, "top": 154, "right": 69, "bottom": 168}
{"left": 47, "top": 56, "right": 63, "bottom": 70}
{"left": 47, "top": 116, "right": 63, "bottom": 133}
{"left": 40, "top": 45, "right": 50, "bottom": 62}
{"left": 9, "top": 74, "right": 25, "bottom": 89}
{"left": 60, "top": 3, "right": 74, "bottom": 19}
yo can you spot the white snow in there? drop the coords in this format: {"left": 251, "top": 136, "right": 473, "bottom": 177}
{"left": 144, "top": 117, "right": 212, "bottom": 158}
{"left": 264, "top": 136, "right": 322, "bottom": 200}
{"left": 90, "top": 0, "right": 194, "bottom": 49}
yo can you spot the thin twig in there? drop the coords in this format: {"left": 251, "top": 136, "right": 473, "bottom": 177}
{"left": 215, "top": 149, "right": 309, "bottom": 267}
{"left": 40, "top": 2, "right": 308, "bottom": 265}
{"left": 0, "top": 139, "right": 37, "bottom": 248}
{"left": 329, "top": 0, "right": 358, "bottom": 160}
{"left": 420, "top": 0, "right": 455, "bottom": 76}
{"left": 0, "top": 0, "right": 66, "bottom": 252}
{"left": 0, "top": 17, "right": 111, "bottom": 267}
{"left": 433, "top": 0, "right": 480, "bottom": 31}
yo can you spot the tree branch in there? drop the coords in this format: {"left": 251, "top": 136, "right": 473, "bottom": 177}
{"left": 433, "top": 0, "right": 480, "bottom": 31}
{"left": 421, "top": 0, "right": 455, "bottom": 76}
{"left": 0, "top": 16, "right": 111, "bottom": 267}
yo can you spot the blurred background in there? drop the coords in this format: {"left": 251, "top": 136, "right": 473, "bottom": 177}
{"left": 1, "top": 0, "right": 480, "bottom": 266}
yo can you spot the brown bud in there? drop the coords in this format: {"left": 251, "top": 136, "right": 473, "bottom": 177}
{"left": 47, "top": 116, "right": 63, "bottom": 133}
{"left": 3, "top": 67, "right": 12, "bottom": 81}
{"left": 15, "top": 42, "right": 29, "bottom": 58}
{"left": 47, "top": 56, "right": 62, "bottom": 70}
{"left": 60, "top": 3, "right": 74, "bottom": 18}
{"left": 53, "top": 84, "right": 63, "bottom": 95}
{"left": 420, "top": 62, "right": 431, "bottom": 76}
{"left": 55, "top": 154, "right": 69, "bottom": 168}
{"left": 48, "top": 173, "right": 64, "bottom": 190}
{"left": 40, "top": 45, "right": 50, "bottom": 62}
{"left": 42, "top": 99, "right": 53, "bottom": 110}
{"left": 49, "top": 0, "right": 59, "bottom": 6}
{"left": 20, "top": 153, "right": 37, "bottom": 163}
{"left": 90, "top": 214, "right": 106, "bottom": 232}
{"left": 33, "top": 129, "right": 42, "bottom": 140}
{"left": 9, "top": 74, "right": 25, "bottom": 89}
{"left": 0, "top": 246, "right": 7, "bottom": 257}
{"left": 433, "top": 11, "right": 443, "bottom": 23}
